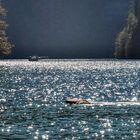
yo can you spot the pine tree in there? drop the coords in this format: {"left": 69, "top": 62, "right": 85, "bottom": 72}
{"left": 0, "top": 0, "right": 13, "bottom": 55}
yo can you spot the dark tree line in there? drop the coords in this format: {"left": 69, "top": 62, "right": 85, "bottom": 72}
{"left": 0, "top": 1, "right": 13, "bottom": 55}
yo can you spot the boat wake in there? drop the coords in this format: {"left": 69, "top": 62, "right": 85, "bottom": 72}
{"left": 73, "top": 102, "right": 140, "bottom": 106}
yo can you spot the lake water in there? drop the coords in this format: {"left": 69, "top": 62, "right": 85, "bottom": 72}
{"left": 0, "top": 59, "right": 140, "bottom": 140}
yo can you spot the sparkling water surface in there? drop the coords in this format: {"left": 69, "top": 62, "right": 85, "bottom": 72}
{"left": 0, "top": 59, "right": 140, "bottom": 139}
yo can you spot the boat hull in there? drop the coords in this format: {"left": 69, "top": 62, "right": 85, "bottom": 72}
{"left": 65, "top": 98, "right": 91, "bottom": 104}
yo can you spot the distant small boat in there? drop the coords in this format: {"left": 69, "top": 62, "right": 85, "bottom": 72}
{"left": 28, "top": 56, "right": 39, "bottom": 61}
{"left": 65, "top": 98, "right": 91, "bottom": 105}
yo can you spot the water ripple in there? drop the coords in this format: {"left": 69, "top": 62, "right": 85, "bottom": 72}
{"left": 0, "top": 60, "right": 140, "bottom": 139}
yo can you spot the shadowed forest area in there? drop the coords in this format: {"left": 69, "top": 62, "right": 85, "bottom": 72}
{"left": 2, "top": 0, "right": 129, "bottom": 59}
{"left": 1, "top": 0, "right": 140, "bottom": 59}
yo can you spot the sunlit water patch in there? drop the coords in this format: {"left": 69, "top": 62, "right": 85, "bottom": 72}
{"left": 0, "top": 59, "right": 140, "bottom": 139}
